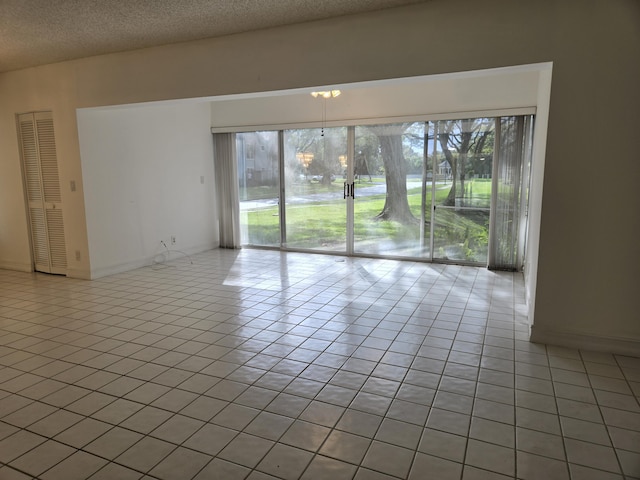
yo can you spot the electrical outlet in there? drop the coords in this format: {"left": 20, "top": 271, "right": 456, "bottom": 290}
{"left": 171, "top": 236, "right": 176, "bottom": 245}
{"left": 75, "top": 250, "right": 81, "bottom": 261}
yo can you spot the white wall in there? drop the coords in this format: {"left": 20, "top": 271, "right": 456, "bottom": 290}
{"left": 0, "top": 111, "right": 31, "bottom": 273}
{"left": 77, "top": 102, "right": 217, "bottom": 278}
{"left": 524, "top": 67, "right": 552, "bottom": 334}
{"left": 210, "top": 66, "right": 541, "bottom": 130}
{"left": 0, "top": 63, "right": 88, "bottom": 274}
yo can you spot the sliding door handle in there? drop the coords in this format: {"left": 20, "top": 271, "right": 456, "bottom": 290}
{"left": 344, "top": 182, "right": 355, "bottom": 199}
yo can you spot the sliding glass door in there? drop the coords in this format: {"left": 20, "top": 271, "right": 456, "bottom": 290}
{"left": 431, "top": 118, "right": 494, "bottom": 264}
{"left": 353, "top": 123, "right": 431, "bottom": 258}
{"left": 234, "top": 114, "right": 532, "bottom": 269}
{"left": 237, "top": 131, "right": 280, "bottom": 246}
{"left": 283, "top": 127, "right": 347, "bottom": 251}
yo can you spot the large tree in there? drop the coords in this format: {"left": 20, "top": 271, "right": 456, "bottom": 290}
{"left": 438, "top": 119, "right": 492, "bottom": 207}
{"left": 286, "top": 127, "right": 345, "bottom": 184}
{"left": 366, "top": 123, "right": 417, "bottom": 224}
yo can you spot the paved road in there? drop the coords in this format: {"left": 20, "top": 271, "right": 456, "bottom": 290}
{"left": 241, "top": 179, "right": 441, "bottom": 209}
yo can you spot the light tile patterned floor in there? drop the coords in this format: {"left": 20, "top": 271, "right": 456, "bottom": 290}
{"left": 0, "top": 249, "right": 639, "bottom": 480}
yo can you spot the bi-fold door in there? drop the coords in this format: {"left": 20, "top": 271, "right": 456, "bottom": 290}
{"left": 17, "top": 111, "right": 67, "bottom": 275}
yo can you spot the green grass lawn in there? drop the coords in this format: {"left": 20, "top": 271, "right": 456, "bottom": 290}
{"left": 241, "top": 178, "right": 491, "bottom": 261}
{"left": 240, "top": 179, "right": 348, "bottom": 201}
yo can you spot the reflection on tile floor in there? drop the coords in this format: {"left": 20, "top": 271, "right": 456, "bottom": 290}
{"left": 0, "top": 249, "right": 639, "bottom": 479}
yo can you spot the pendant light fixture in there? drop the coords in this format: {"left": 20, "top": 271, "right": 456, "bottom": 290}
{"left": 310, "top": 90, "right": 341, "bottom": 137}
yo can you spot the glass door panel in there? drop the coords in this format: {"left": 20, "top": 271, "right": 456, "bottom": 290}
{"left": 353, "top": 122, "right": 431, "bottom": 258}
{"left": 283, "top": 127, "right": 347, "bottom": 251}
{"left": 237, "top": 131, "right": 280, "bottom": 246}
{"left": 432, "top": 118, "right": 494, "bottom": 264}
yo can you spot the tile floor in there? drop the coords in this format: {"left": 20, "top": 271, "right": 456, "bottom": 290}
{"left": 0, "top": 249, "right": 638, "bottom": 480}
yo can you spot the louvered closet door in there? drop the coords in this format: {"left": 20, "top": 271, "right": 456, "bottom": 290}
{"left": 17, "top": 112, "right": 67, "bottom": 275}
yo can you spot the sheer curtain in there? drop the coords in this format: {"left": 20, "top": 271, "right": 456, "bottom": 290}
{"left": 213, "top": 133, "right": 241, "bottom": 248}
{"left": 488, "top": 116, "right": 527, "bottom": 270}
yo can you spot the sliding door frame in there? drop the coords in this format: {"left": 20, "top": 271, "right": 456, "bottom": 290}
{"left": 229, "top": 108, "right": 536, "bottom": 269}
{"left": 278, "top": 130, "right": 287, "bottom": 246}
{"left": 345, "top": 126, "right": 355, "bottom": 256}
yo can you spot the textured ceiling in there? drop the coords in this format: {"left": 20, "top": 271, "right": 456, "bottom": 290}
{"left": 0, "top": 0, "right": 429, "bottom": 73}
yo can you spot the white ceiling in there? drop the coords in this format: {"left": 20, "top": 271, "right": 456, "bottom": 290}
{"left": 0, "top": 0, "right": 429, "bottom": 73}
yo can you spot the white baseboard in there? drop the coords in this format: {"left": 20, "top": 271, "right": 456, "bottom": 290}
{"left": 530, "top": 325, "right": 640, "bottom": 357}
{"left": 65, "top": 267, "right": 93, "bottom": 280}
{"left": 1, "top": 261, "right": 91, "bottom": 280}
{"left": 89, "top": 258, "right": 151, "bottom": 279}
{"left": 0, "top": 260, "right": 32, "bottom": 273}
{"left": 89, "top": 243, "right": 219, "bottom": 279}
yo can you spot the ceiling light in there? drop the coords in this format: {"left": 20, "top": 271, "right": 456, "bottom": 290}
{"left": 311, "top": 90, "right": 341, "bottom": 98}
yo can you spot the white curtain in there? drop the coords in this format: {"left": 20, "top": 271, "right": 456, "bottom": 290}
{"left": 213, "top": 133, "right": 241, "bottom": 248}
{"left": 488, "top": 116, "right": 527, "bottom": 270}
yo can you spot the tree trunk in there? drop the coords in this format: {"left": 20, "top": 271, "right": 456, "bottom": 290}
{"left": 439, "top": 133, "right": 457, "bottom": 206}
{"left": 320, "top": 173, "right": 333, "bottom": 185}
{"left": 375, "top": 133, "right": 417, "bottom": 224}
{"left": 438, "top": 119, "right": 489, "bottom": 207}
